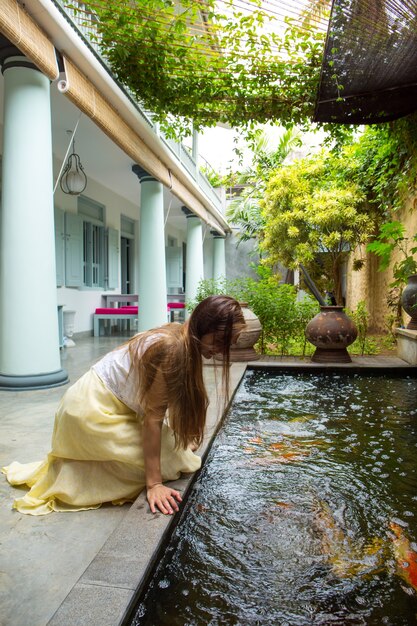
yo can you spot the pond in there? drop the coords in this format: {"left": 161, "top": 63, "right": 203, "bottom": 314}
{"left": 131, "top": 370, "right": 417, "bottom": 626}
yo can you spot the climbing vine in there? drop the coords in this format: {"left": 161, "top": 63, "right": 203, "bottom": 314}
{"left": 73, "top": 0, "right": 331, "bottom": 138}
{"left": 351, "top": 113, "right": 417, "bottom": 216}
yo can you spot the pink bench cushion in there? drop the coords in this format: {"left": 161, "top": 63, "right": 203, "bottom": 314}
{"left": 95, "top": 304, "right": 184, "bottom": 315}
{"left": 95, "top": 307, "right": 138, "bottom": 314}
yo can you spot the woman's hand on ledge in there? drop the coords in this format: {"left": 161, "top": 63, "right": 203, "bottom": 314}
{"left": 146, "top": 483, "right": 182, "bottom": 515}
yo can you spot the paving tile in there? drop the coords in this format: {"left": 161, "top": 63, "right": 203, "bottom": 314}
{"left": 48, "top": 582, "right": 133, "bottom": 626}
{"left": 1, "top": 338, "right": 412, "bottom": 626}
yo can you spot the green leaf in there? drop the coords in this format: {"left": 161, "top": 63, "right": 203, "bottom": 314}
{"left": 75, "top": 0, "right": 328, "bottom": 136}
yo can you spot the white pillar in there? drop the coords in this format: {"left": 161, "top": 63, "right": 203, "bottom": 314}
{"left": 211, "top": 230, "right": 226, "bottom": 281}
{"left": 0, "top": 51, "right": 67, "bottom": 390}
{"left": 132, "top": 165, "right": 167, "bottom": 331}
{"left": 182, "top": 207, "right": 204, "bottom": 306}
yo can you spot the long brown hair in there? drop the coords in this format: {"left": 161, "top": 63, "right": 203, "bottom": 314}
{"left": 127, "top": 295, "right": 244, "bottom": 449}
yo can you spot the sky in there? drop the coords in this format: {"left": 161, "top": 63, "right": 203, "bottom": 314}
{"left": 195, "top": 123, "right": 326, "bottom": 175}
{"left": 197, "top": 126, "right": 252, "bottom": 173}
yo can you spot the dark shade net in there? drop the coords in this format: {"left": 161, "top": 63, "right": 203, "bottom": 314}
{"left": 314, "top": 0, "right": 417, "bottom": 124}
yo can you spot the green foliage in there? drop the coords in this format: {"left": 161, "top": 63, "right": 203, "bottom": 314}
{"left": 188, "top": 273, "right": 392, "bottom": 356}
{"left": 227, "top": 199, "right": 266, "bottom": 248}
{"left": 345, "top": 301, "right": 368, "bottom": 356}
{"left": 246, "top": 280, "right": 301, "bottom": 356}
{"left": 366, "top": 221, "right": 417, "bottom": 288}
{"left": 383, "top": 312, "right": 398, "bottom": 345}
{"left": 76, "top": 0, "right": 330, "bottom": 138}
{"left": 185, "top": 276, "right": 243, "bottom": 312}
{"left": 199, "top": 164, "right": 225, "bottom": 188}
{"left": 260, "top": 148, "right": 374, "bottom": 304}
{"left": 351, "top": 114, "right": 417, "bottom": 214}
{"left": 343, "top": 301, "right": 388, "bottom": 356}
{"left": 227, "top": 127, "right": 302, "bottom": 250}
{"left": 241, "top": 127, "right": 303, "bottom": 181}
{"left": 187, "top": 267, "right": 320, "bottom": 356}
{"left": 270, "top": 336, "right": 316, "bottom": 357}
{"left": 348, "top": 336, "right": 378, "bottom": 356}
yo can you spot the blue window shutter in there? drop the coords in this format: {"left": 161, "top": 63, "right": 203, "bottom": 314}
{"left": 54, "top": 207, "right": 65, "bottom": 287}
{"left": 65, "top": 212, "right": 83, "bottom": 287}
{"left": 166, "top": 246, "right": 183, "bottom": 289}
{"left": 107, "top": 227, "right": 119, "bottom": 289}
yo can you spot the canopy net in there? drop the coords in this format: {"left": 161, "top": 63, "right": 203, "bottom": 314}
{"left": 314, "top": 0, "right": 417, "bottom": 124}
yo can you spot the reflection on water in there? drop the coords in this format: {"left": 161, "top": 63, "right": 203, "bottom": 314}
{"left": 132, "top": 371, "right": 417, "bottom": 626}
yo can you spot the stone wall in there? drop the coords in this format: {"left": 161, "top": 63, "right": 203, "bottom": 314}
{"left": 225, "top": 229, "right": 260, "bottom": 281}
{"left": 346, "top": 199, "right": 417, "bottom": 332}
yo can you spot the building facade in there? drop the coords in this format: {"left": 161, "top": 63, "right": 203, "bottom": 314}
{"left": 0, "top": 0, "right": 230, "bottom": 390}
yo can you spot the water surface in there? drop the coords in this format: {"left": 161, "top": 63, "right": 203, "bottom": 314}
{"left": 132, "top": 370, "right": 417, "bottom": 625}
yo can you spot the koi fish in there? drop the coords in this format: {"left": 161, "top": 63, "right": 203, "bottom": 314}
{"left": 313, "top": 499, "right": 385, "bottom": 578}
{"left": 279, "top": 450, "right": 310, "bottom": 461}
{"left": 277, "top": 433, "right": 328, "bottom": 445}
{"left": 389, "top": 521, "right": 417, "bottom": 592}
{"left": 248, "top": 452, "right": 307, "bottom": 466}
{"left": 248, "top": 436, "right": 263, "bottom": 445}
{"left": 289, "top": 414, "right": 317, "bottom": 423}
{"left": 243, "top": 435, "right": 327, "bottom": 466}
{"left": 267, "top": 438, "right": 325, "bottom": 453}
{"left": 196, "top": 503, "right": 209, "bottom": 514}
{"left": 283, "top": 437, "right": 328, "bottom": 449}
{"left": 273, "top": 500, "right": 293, "bottom": 508}
{"left": 259, "top": 501, "right": 294, "bottom": 523}
{"left": 268, "top": 442, "right": 287, "bottom": 451}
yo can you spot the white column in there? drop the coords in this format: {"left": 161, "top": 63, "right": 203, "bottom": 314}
{"left": 182, "top": 207, "right": 204, "bottom": 306}
{"left": 0, "top": 52, "right": 67, "bottom": 389}
{"left": 132, "top": 165, "right": 167, "bottom": 331}
{"left": 211, "top": 230, "right": 226, "bottom": 281}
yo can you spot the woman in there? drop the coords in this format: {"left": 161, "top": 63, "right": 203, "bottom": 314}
{"left": 2, "top": 296, "right": 244, "bottom": 516}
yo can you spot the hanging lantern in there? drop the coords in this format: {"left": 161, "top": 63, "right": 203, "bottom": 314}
{"left": 60, "top": 138, "right": 87, "bottom": 195}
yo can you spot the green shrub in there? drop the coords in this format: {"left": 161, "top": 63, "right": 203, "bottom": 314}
{"left": 345, "top": 301, "right": 369, "bottom": 356}
{"left": 348, "top": 336, "right": 378, "bottom": 356}
{"left": 187, "top": 267, "right": 319, "bottom": 355}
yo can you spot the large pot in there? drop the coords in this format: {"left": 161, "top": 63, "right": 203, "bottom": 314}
{"left": 401, "top": 274, "right": 417, "bottom": 330}
{"left": 216, "top": 303, "right": 262, "bottom": 362}
{"left": 305, "top": 306, "right": 358, "bottom": 363}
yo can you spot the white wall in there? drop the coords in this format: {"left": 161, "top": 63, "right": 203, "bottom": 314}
{"left": 54, "top": 160, "right": 140, "bottom": 334}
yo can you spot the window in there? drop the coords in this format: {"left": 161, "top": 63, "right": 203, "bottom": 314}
{"left": 54, "top": 199, "right": 120, "bottom": 290}
{"left": 78, "top": 196, "right": 105, "bottom": 288}
{"left": 83, "top": 221, "right": 104, "bottom": 287}
{"left": 121, "top": 215, "right": 135, "bottom": 294}
{"left": 166, "top": 235, "right": 183, "bottom": 290}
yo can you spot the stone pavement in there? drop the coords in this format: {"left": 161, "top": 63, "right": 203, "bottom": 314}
{"left": 0, "top": 338, "right": 414, "bottom": 626}
{"left": 0, "top": 336, "right": 246, "bottom": 626}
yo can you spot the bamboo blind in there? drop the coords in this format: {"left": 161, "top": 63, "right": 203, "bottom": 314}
{"left": 0, "top": 0, "right": 59, "bottom": 80}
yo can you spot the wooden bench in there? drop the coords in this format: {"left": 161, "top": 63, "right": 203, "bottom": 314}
{"left": 167, "top": 301, "right": 186, "bottom": 322}
{"left": 93, "top": 307, "right": 138, "bottom": 337}
{"left": 93, "top": 303, "right": 187, "bottom": 336}
{"left": 101, "top": 294, "right": 138, "bottom": 308}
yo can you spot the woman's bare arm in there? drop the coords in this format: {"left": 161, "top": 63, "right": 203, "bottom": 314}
{"left": 142, "top": 370, "right": 182, "bottom": 515}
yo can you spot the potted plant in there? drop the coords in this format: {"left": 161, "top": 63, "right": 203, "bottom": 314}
{"left": 367, "top": 221, "right": 417, "bottom": 329}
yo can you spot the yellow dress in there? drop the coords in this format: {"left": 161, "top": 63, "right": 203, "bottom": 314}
{"left": 2, "top": 369, "right": 201, "bottom": 515}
